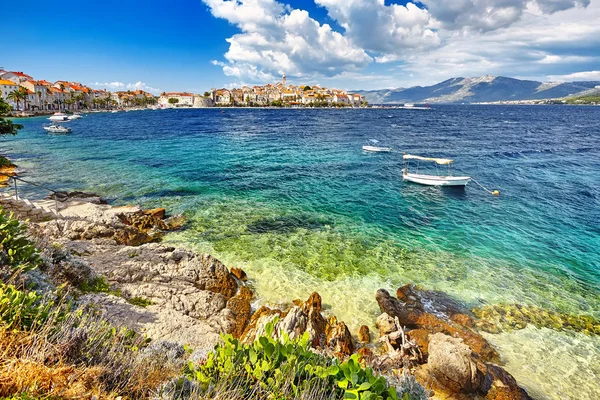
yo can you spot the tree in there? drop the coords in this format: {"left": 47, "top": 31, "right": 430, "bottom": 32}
{"left": 203, "top": 91, "right": 211, "bottom": 98}
{"left": 303, "top": 86, "right": 311, "bottom": 91}
{"left": 64, "top": 98, "right": 74, "bottom": 111}
{"left": 74, "top": 93, "right": 85, "bottom": 110}
{"left": 168, "top": 98, "right": 179, "bottom": 105}
{"left": 8, "top": 89, "right": 26, "bottom": 111}
{"left": 0, "top": 98, "right": 23, "bottom": 135}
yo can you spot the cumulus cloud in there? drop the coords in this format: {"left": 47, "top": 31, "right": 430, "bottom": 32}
{"left": 419, "top": 0, "right": 590, "bottom": 32}
{"left": 203, "top": 0, "right": 371, "bottom": 81}
{"left": 547, "top": 70, "right": 600, "bottom": 81}
{"left": 89, "top": 81, "right": 161, "bottom": 94}
{"left": 203, "top": 0, "right": 596, "bottom": 87}
{"left": 314, "top": 0, "right": 440, "bottom": 59}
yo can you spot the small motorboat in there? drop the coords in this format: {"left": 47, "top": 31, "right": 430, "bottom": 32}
{"left": 363, "top": 139, "right": 392, "bottom": 152}
{"left": 402, "top": 154, "right": 471, "bottom": 186}
{"left": 400, "top": 103, "right": 430, "bottom": 110}
{"left": 68, "top": 113, "right": 83, "bottom": 120}
{"left": 43, "top": 124, "right": 72, "bottom": 134}
{"left": 48, "top": 112, "right": 69, "bottom": 121}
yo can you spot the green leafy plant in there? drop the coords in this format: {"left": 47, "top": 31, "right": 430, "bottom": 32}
{"left": 0, "top": 283, "right": 62, "bottom": 330}
{"left": 184, "top": 319, "right": 418, "bottom": 399}
{"left": 0, "top": 209, "right": 42, "bottom": 272}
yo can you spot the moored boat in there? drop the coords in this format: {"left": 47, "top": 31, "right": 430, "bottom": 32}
{"left": 402, "top": 154, "right": 471, "bottom": 186}
{"left": 363, "top": 139, "right": 392, "bottom": 152}
{"left": 400, "top": 103, "right": 430, "bottom": 110}
{"left": 43, "top": 124, "right": 72, "bottom": 134}
{"left": 48, "top": 112, "right": 69, "bottom": 121}
{"left": 363, "top": 145, "right": 393, "bottom": 152}
{"left": 68, "top": 113, "right": 83, "bottom": 120}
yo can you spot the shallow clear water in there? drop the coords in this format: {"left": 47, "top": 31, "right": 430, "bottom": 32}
{"left": 2, "top": 106, "right": 599, "bottom": 398}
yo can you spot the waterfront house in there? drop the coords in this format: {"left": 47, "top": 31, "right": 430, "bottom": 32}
{"left": 0, "top": 79, "right": 20, "bottom": 109}
{"left": 0, "top": 71, "right": 33, "bottom": 84}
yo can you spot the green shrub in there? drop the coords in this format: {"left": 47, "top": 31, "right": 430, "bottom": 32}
{"left": 78, "top": 276, "right": 120, "bottom": 296}
{"left": 184, "top": 319, "right": 418, "bottom": 400}
{"left": 0, "top": 155, "right": 15, "bottom": 168}
{"left": 127, "top": 296, "right": 155, "bottom": 307}
{"left": 0, "top": 283, "right": 63, "bottom": 330}
{"left": 0, "top": 209, "right": 42, "bottom": 273}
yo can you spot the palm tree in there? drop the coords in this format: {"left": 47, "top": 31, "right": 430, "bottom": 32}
{"left": 8, "top": 89, "right": 26, "bottom": 111}
{"left": 64, "top": 98, "right": 74, "bottom": 111}
{"left": 36, "top": 91, "right": 42, "bottom": 111}
{"left": 74, "top": 93, "right": 85, "bottom": 110}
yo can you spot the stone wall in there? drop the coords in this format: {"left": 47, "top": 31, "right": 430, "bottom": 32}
{"left": 0, "top": 193, "right": 62, "bottom": 222}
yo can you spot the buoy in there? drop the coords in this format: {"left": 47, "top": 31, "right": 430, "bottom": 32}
{"left": 472, "top": 178, "right": 500, "bottom": 196}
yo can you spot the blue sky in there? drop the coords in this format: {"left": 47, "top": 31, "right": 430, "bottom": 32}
{"left": 2, "top": 0, "right": 599, "bottom": 93}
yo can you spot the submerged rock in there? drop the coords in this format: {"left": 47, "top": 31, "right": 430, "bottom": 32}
{"left": 472, "top": 303, "right": 600, "bottom": 336}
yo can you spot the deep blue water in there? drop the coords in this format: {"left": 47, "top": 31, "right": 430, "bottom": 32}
{"left": 2, "top": 106, "right": 600, "bottom": 398}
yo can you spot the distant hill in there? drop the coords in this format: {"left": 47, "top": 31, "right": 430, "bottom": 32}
{"left": 355, "top": 75, "right": 600, "bottom": 104}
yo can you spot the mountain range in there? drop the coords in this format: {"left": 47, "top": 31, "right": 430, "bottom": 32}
{"left": 355, "top": 75, "right": 600, "bottom": 104}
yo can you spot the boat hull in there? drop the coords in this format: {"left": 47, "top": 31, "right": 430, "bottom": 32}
{"left": 363, "top": 145, "right": 392, "bottom": 152}
{"left": 403, "top": 173, "right": 470, "bottom": 186}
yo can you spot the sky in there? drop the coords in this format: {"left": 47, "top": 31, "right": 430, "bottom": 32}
{"left": 1, "top": 0, "right": 599, "bottom": 94}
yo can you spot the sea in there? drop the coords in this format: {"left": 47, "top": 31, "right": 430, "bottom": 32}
{"left": 2, "top": 106, "right": 599, "bottom": 399}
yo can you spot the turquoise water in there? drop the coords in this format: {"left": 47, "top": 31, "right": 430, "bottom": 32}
{"left": 2, "top": 107, "right": 600, "bottom": 398}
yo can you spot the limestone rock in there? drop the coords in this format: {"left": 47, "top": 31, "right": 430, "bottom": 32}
{"left": 358, "top": 325, "right": 370, "bottom": 343}
{"left": 327, "top": 320, "right": 354, "bottom": 357}
{"left": 406, "top": 328, "right": 430, "bottom": 358}
{"left": 304, "top": 292, "right": 328, "bottom": 347}
{"left": 230, "top": 267, "right": 247, "bottom": 281}
{"left": 376, "top": 288, "right": 498, "bottom": 362}
{"left": 376, "top": 313, "right": 397, "bottom": 337}
{"left": 226, "top": 286, "right": 253, "bottom": 338}
{"left": 428, "top": 333, "right": 491, "bottom": 394}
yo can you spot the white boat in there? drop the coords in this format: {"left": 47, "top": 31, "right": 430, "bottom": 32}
{"left": 68, "top": 113, "right": 83, "bottom": 120}
{"left": 363, "top": 139, "right": 392, "bottom": 153}
{"left": 400, "top": 103, "right": 430, "bottom": 110}
{"left": 43, "top": 124, "right": 72, "bottom": 134}
{"left": 402, "top": 154, "right": 471, "bottom": 186}
{"left": 48, "top": 112, "right": 69, "bottom": 121}
{"left": 363, "top": 145, "right": 393, "bottom": 152}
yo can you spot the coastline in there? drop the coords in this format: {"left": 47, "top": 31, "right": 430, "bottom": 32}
{"left": 0, "top": 151, "right": 535, "bottom": 399}
{"left": 3, "top": 107, "right": 600, "bottom": 399}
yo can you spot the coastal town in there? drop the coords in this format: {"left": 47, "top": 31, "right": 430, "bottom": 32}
{"left": 0, "top": 68, "right": 367, "bottom": 113}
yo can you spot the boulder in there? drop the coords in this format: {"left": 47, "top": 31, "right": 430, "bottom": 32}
{"left": 376, "top": 313, "right": 397, "bottom": 337}
{"left": 230, "top": 267, "right": 247, "bottom": 281}
{"left": 326, "top": 319, "right": 354, "bottom": 357}
{"left": 406, "top": 328, "right": 430, "bottom": 358}
{"left": 227, "top": 286, "right": 253, "bottom": 338}
{"left": 376, "top": 288, "right": 498, "bottom": 362}
{"left": 358, "top": 325, "right": 370, "bottom": 343}
{"left": 427, "top": 333, "right": 491, "bottom": 394}
{"left": 304, "top": 292, "right": 328, "bottom": 347}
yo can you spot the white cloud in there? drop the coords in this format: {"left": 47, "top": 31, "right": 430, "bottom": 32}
{"left": 419, "top": 0, "right": 590, "bottom": 32}
{"left": 314, "top": 0, "right": 440, "bottom": 59}
{"left": 203, "top": 0, "right": 597, "bottom": 88}
{"left": 547, "top": 70, "right": 600, "bottom": 81}
{"left": 203, "top": 0, "right": 371, "bottom": 82}
{"left": 89, "top": 81, "right": 161, "bottom": 94}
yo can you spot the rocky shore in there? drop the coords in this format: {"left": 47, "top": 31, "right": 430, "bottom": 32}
{"left": 0, "top": 192, "right": 537, "bottom": 399}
